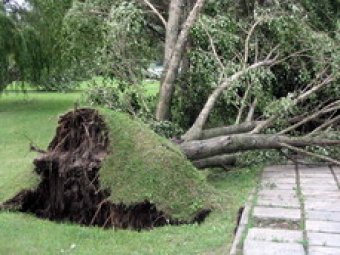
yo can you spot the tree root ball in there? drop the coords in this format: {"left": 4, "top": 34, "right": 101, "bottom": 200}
{"left": 2, "top": 108, "right": 210, "bottom": 230}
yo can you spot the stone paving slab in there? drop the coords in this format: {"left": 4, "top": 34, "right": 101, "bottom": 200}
{"left": 309, "top": 246, "right": 340, "bottom": 255}
{"left": 258, "top": 190, "right": 297, "bottom": 197}
{"left": 299, "top": 179, "right": 336, "bottom": 185}
{"left": 305, "top": 202, "right": 340, "bottom": 212}
{"left": 304, "top": 198, "right": 340, "bottom": 203}
{"left": 257, "top": 197, "right": 300, "bottom": 208}
{"left": 301, "top": 191, "right": 340, "bottom": 198}
{"left": 253, "top": 206, "right": 301, "bottom": 221}
{"left": 308, "top": 232, "right": 340, "bottom": 247}
{"left": 262, "top": 172, "right": 296, "bottom": 178}
{"left": 261, "top": 178, "right": 296, "bottom": 184}
{"left": 306, "top": 220, "right": 340, "bottom": 234}
{"left": 264, "top": 165, "right": 296, "bottom": 171}
{"left": 261, "top": 182, "right": 296, "bottom": 190}
{"left": 300, "top": 185, "right": 339, "bottom": 191}
{"left": 299, "top": 166, "right": 331, "bottom": 172}
{"left": 247, "top": 228, "right": 303, "bottom": 243}
{"left": 300, "top": 172, "right": 333, "bottom": 177}
{"left": 243, "top": 240, "right": 305, "bottom": 255}
{"left": 306, "top": 211, "right": 340, "bottom": 222}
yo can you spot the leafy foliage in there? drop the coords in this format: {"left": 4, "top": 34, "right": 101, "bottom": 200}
{"left": 172, "top": 0, "right": 339, "bottom": 130}
{"left": 84, "top": 80, "right": 183, "bottom": 138}
{"left": 63, "top": 0, "right": 158, "bottom": 83}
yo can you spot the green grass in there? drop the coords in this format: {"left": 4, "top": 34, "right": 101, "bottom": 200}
{"left": 0, "top": 92, "right": 261, "bottom": 254}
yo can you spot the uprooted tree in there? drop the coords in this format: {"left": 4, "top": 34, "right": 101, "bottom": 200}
{"left": 1, "top": 0, "right": 339, "bottom": 231}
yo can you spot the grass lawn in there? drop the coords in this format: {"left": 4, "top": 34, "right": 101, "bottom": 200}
{"left": 0, "top": 92, "right": 261, "bottom": 255}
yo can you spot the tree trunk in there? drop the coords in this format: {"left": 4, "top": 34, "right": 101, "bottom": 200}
{"left": 164, "top": 0, "right": 182, "bottom": 68}
{"left": 192, "top": 154, "right": 237, "bottom": 169}
{"left": 180, "top": 134, "right": 340, "bottom": 160}
{"left": 156, "top": 0, "right": 206, "bottom": 121}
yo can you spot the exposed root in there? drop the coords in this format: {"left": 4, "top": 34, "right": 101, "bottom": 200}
{"left": 2, "top": 108, "right": 210, "bottom": 230}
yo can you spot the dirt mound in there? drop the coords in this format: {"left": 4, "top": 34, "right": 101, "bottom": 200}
{"left": 2, "top": 108, "right": 210, "bottom": 230}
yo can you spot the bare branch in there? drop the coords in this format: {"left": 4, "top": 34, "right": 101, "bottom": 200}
{"left": 200, "top": 21, "right": 225, "bottom": 70}
{"left": 280, "top": 143, "right": 340, "bottom": 166}
{"left": 201, "top": 121, "right": 264, "bottom": 139}
{"left": 140, "top": 0, "right": 167, "bottom": 27}
{"left": 251, "top": 74, "right": 335, "bottom": 134}
{"left": 307, "top": 115, "right": 340, "bottom": 136}
{"left": 182, "top": 58, "right": 277, "bottom": 141}
{"left": 278, "top": 102, "right": 340, "bottom": 135}
{"left": 246, "top": 98, "right": 258, "bottom": 122}
{"left": 235, "top": 81, "right": 251, "bottom": 124}
{"left": 244, "top": 19, "right": 263, "bottom": 66}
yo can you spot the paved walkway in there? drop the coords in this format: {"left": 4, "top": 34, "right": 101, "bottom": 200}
{"left": 237, "top": 165, "right": 340, "bottom": 255}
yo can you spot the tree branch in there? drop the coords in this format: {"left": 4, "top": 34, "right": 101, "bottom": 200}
{"left": 246, "top": 98, "right": 257, "bottom": 122}
{"left": 280, "top": 143, "right": 340, "bottom": 166}
{"left": 307, "top": 115, "right": 340, "bottom": 136}
{"left": 251, "top": 74, "right": 335, "bottom": 134}
{"left": 200, "top": 121, "right": 264, "bottom": 139}
{"left": 235, "top": 81, "right": 251, "bottom": 124}
{"left": 182, "top": 58, "right": 277, "bottom": 141}
{"left": 278, "top": 102, "right": 340, "bottom": 135}
{"left": 141, "top": 0, "right": 167, "bottom": 27}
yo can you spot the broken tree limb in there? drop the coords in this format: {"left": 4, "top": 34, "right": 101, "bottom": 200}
{"left": 180, "top": 134, "right": 340, "bottom": 160}
{"left": 279, "top": 143, "right": 340, "bottom": 166}
{"left": 192, "top": 154, "right": 237, "bottom": 169}
{"left": 200, "top": 121, "right": 264, "bottom": 140}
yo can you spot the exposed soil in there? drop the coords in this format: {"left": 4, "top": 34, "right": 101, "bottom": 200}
{"left": 2, "top": 108, "right": 210, "bottom": 230}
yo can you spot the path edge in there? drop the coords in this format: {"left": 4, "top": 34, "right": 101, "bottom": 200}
{"left": 229, "top": 189, "right": 255, "bottom": 255}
